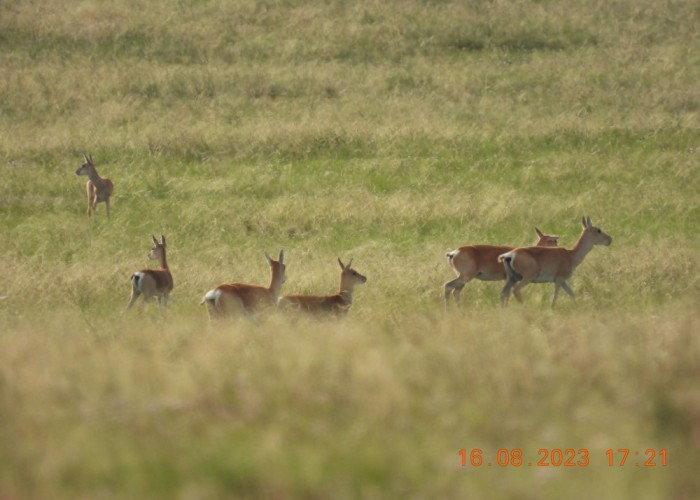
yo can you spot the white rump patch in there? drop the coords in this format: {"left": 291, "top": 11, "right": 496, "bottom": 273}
{"left": 131, "top": 272, "right": 145, "bottom": 291}
{"left": 500, "top": 251, "right": 515, "bottom": 261}
{"left": 203, "top": 289, "right": 221, "bottom": 304}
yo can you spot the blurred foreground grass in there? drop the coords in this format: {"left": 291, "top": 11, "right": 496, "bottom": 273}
{"left": 1, "top": 308, "right": 698, "bottom": 498}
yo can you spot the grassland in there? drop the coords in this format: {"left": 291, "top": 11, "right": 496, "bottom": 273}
{"left": 1, "top": 0, "right": 699, "bottom": 498}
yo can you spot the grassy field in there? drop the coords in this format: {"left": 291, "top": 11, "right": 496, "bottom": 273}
{"left": 1, "top": 0, "right": 699, "bottom": 498}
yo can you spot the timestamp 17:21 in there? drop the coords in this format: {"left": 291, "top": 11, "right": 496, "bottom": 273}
{"left": 606, "top": 448, "right": 667, "bottom": 466}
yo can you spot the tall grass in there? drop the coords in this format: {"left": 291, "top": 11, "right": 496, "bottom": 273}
{"left": 1, "top": 0, "right": 699, "bottom": 497}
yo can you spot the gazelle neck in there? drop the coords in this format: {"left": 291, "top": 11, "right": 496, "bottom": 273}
{"left": 570, "top": 229, "right": 595, "bottom": 269}
{"left": 158, "top": 249, "right": 169, "bottom": 271}
{"left": 339, "top": 275, "right": 356, "bottom": 303}
{"left": 269, "top": 268, "right": 284, "bottom": 301}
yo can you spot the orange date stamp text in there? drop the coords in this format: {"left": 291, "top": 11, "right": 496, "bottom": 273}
{"left": 458, "top": 448, "right": 668, "bottom": 468}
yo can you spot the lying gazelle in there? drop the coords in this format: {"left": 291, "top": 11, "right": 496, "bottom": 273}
{"left": 499, "top": 217, "right": 612, "bottom": 307}
{"left": 201, "top": 250, "right": 286, "bottom": 319}
{"left": 444, "top": 228, "right": 559, "bottom": 307}
{"left": 75, "top": 154, "right": 114, "bottom": 217}
{"left": 127, "top": 235, "right": 174, "bottom": 313}
{"left": 279, "top": 258, "right": 367, "bottom": 316}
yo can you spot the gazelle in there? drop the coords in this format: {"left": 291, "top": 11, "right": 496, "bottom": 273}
{"left": 201, "top": 250, "right": 286, "bottom": 319}
{"left": 444, "top": 228, "right": 559, "bottom": 307}
{"left": 75, "top": 154, "right": 113, "bottom": 217}
{"left": 499, "top": 217, "right": 612, "bottom": 307}
{"left": 280, "top": 258, "right": 367, "bottom": 316}
{"left": 127, "top": 235, "right": 174, "bottom": 312}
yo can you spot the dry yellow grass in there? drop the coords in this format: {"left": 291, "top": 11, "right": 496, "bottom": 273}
{"left": 1, "top": 0, "right": 699, "bottom": 497}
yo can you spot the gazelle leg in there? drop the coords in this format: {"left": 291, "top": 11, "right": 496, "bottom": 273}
{"left": 140, "top": 294, "right": 153, "bottom": 311}
{"left": 552, "top": 283, "right": 560, "bottom": 307}
{"left": 444, "top": 276, "right": 466, "bottom": 308}
{"left": 451, "top": 283, "right": 466, "bottom": 306}
{"left": 500, "top": 277, "right": 516, "bottom": 306}
{"left": 127, "top": 274, "right": 143, "bottom": 310}
{"left": 158, "top": 294, "right": 169, "bottom": 317}
{"left": 126, "top": 289, "right": 140, "bottom": 310}
{"left": 561, "top": 281, "right": 575, "bottom": 300}
{"left": 86, "top": 183, "right": 93, "bottom": 216}
{"left": 552, "top": 280, "right": 575, "bottom": 307}
{"left": 511, "top": 277, "right": 532, "bottom": 304}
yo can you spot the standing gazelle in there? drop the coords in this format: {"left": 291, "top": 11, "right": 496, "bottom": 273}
{"left": 444, "top": 228, "right": 559, "bottom": 307}
{"left": 127, "top": 235, "right": 174, "bottom": 313}
{"left": 201, "top": 250, "right": 286, "bottom": 320}
{"left": 499, "top": 217, "right": 612, "bottom": 307}
{"left": 280, "top": 258, "right": 367, "bottom": 316}
{"left": 75, "top": 154, "right": 113, "bottom": 217}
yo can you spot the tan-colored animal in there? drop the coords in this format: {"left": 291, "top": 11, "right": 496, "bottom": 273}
{"left": 280, "top": 258, "right": 367, "bottom": 316}
{"left": 126, "top": 235, "right": 174, "bottom": 312}
{"left": 499, "top": 217, "right": 612, "bottom": 307}
{"left": 444, "top": 228, "right": 559, "bottom": 307}
{"left": 201, "top": 250, "right": 286, "bottom": 319}
{"left": 75, "top": 154, "right": 113, "bottom": 217}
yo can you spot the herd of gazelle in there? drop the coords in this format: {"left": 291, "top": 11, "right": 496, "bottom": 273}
{"left": 200, "top": 253, "right": 368, "bottom": 319}
{"left": 444, "top": 227, "right": 559, "bottom": 306}
{"left": 445, "top": 216, "right": 612, "bottom": 307}
{"left": 75, "top": 156, "right": 613, "bottom": 316}
{"left": 123, "top": 239, "right": 367, "bottom": 318}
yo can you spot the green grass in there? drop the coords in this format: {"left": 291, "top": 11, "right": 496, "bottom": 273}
{"left": 1, "top": 0, "right": 699, "bottom": 498}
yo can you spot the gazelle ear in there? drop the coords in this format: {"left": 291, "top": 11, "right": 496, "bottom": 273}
{"left": 535, "top": 227, "right": 544, "bottom": 238}
{"left": 586, "top": 216, "right": 592, "bottom": 228}
{"left": 581, "top": 216, "right": 588, "bottom": 228}
{"left": 264, "top": 251, "right": 272, "bottom": 265}
{"left": 338, "top": 258, "right": 346, "bottom": 270}
{"left": 278, "top": 250, "right": 284, "bottom": 264}
{"left": 152, "top": 234, "right": 159, "bottom": 245}
{"left": 161, "top": 235, "right": 166, "bottom": 245}
{"left": 347, "top": 258, "right": 353, "bottom": 269}
{"left": 83, "top": 154, "right": 89, "bottom": 163}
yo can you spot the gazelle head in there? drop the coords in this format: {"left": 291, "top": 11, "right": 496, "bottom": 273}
{"left": 339, "top": 258, "right": 367, "bottom": 286}
{"left": 534, "top": 227, "right": 559, "bottom": 247}
{"left": 148, "top": 235, "right": 167, "bottom": 260}
{"left": 581, "top": 216, "right": 612, "bottom": 246}
{"left": 75, "top": 154, "right": 95, "bottom": 176}
{"left": 265, "top": 250, "right": 286, "bottom": 284}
